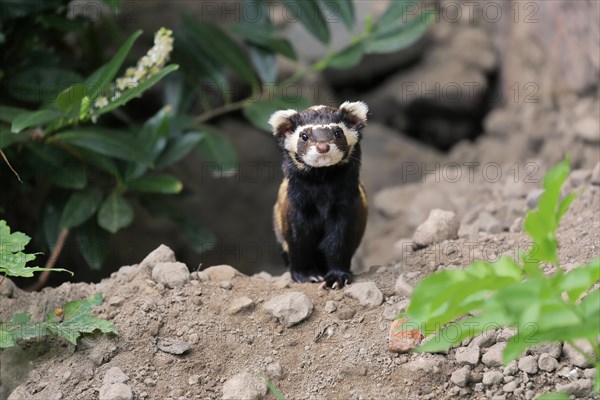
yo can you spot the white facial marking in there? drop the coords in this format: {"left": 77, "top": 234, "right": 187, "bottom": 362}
{"left": 302, "top": 143, "right": 344, "bottom": 167}
{"left": 308, "top": 105, "right": 328, "bottom": 111}
{"left": 339, "top": 101, "right": 368, "bottom": 122}
{"left": 292, "top": 123, "right": 359, "bottom": 147}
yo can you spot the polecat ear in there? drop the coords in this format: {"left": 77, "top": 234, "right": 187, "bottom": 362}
{"left": 268, "top": 109, "right": 298, "bottom": 137}
{"left": 339, "top": 101, "right": 368, "bottom": 129}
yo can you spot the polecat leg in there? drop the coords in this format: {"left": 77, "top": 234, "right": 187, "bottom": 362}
{"left": 320, "top": 270, "right": 352, "bottom": 289}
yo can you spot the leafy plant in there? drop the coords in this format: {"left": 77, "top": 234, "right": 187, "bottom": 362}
{"left": 0, "top": 220, "right": 118, "bottom": 348}
{"left": 260, "top": 373, "right": 286, "bottom": 400}
{"left": 401, "top": 160, "right": 600, "bottom": 396}
{"left": 1, "top": 0, "right": 433, "bottom": 278}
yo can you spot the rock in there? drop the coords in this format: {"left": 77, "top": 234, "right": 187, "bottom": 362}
{"left": 555, "top": 379, "right": 594, "bottom": 397}
{"left": 103, "top": 367, "right": 129, "bottom": 385}
{"left": 222, "top": 372, "right": 267, "bottom": 400}
{"left": 574, "top": 116, "right": 600, "bottom": 143}
{"left": 482, "top": 370, "right": 503, "bottom": 386}
{"left": 401, "top": 355, "right": 445, "bottom": 374}
{"left": 567, "top": 169, "right": 591, "bottom": 188}
{"left": 155, "top": 338, "right": 190, "bottom": 355}
{"left": 584, "top": 368, "right": 596, "bottom": 379}
{"left": 473, "top": 211, "right": 502, "bottom": 234}
{"left": 496, "top": 327, "right": 516, "bottom": 342}
{"left": 503, "top": 360, "right": 518, "bottom": 376}
{"left": 591, "top": 162, "right": 600, "bottom": 185}
{"left": 526, "top": 189, "right": 544, "bottom": 209}
{"left": 530, "top": 342, "right": 562, "bottom": 359}
{"left": 412, "top": 209, "right": 459, "bottom": 249}
{"left": 502, "top": 381, "right": 518, "bottom": 393}
{"left": 273, "top": 272, "right": 293, "bottom": 289}
{"left": 450, "top": 366, "right": 471, "bottom": 387}
{"left": 227, "top": 297, "right": 255, "bottom": 315}
{"left": 151, "top": 262, "right": 190, "bottom": 288}
{"left": 344, "top": 282, "right": 384, "bottom": 307}
{"left": 0, "top": 277, "right": 18, "bottom": 298}
{"left": 393, "top": 238, "right": 414, "bottom": 261}
{"left": 99, "top": 383, "right": 133, "bottom": 400}
{"left": 538, "top": 353, "right": 559, "bottom": 372}
{"left": 518, "top": 355, "right": 538, "bottom": 374}
{"left": 139, "top": 244, "right": 176, "bottom": 271}
{"left": 107, "top": 296, "right": 123, "bottom": 307}
{"left": 388, "top": 318, "right": 424, "bottom": 353}
{"left": 563, "top": 340, "right": 594, "bottom": 368}
{"left": 219, "top": 280, "right": 233, "bottom": 290}
{"left": 263, "top": 292, "right": 313, "bottom": 327}
{"left": 382, "top": 300, "right": 409, "bottom": 321}
{"left": 265, "top": 361, "right": 283, "bottom": 380}
{"left": 394, "top": 275, "right": 413, "bottom": 297}
{"left": 455, "top": 346, "right": 480, "bottom": 366}
{"left": 481, "top": 342, "right": 506, "bottom": 367}
{"left": 469, "top": 330, "right": 497, "bottom": 349}
{"left": 188, "top": 375, "right": 201, "bottom": 385}
{"left": 324, "top": 301, "right": 337, "bottom": 313}
{"left": 197, "top": 265, "right": 240, "bottom": 282}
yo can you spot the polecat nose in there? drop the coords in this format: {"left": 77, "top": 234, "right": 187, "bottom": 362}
{"left": 316, "top": 143, "right": 330, "bottom": 154}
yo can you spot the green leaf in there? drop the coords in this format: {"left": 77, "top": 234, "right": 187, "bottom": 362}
{"left": 283, "top": 0, "right": 330, "bottom": 44}
{"left": 0, "top": 106, "right": 30, "bottom": 123}
{"left": 367, "top": 12, "right": 434, "bottom": 54}
{"left": 0, "top": 220, "right": 73, "bottom": 278}
{"left": 579, "top": 288, "right": 600, "bottom": 319}
{"left": 49, "top": 128, "right": 153, "bottom": 165}
{"left": 55, "top": 83, "right": 89, "bottom": 116}
{"left": 182, "top": 17, "right": 258, "bottom": 86}
{"left": 11, "top": 109, "right": 63, "bottom": 133}
{"left": 195, "top": 127, "right": 237, "bottom": 175}
{"left": 156, "top": 132, "right": 205, "bottom": 168}
{"left": 243, "top": 96, "right": 310, "bottom": 132}
{"left": 60, "top": 188, "right": 104, "bottom": 229}
{"left": 126, "top": 175, "right": 183, "bottom": 194}
{"left": 163, "top": 71, "right": 195, "bottom": 115}
{"left": 0, "top": 129, "right": 28, "bottom": 149}
{"left": 76, "top": 220, "right": 110, "bottom": 270}
{"left": 27, "top": 144, "right": 88, "bottom": 189}
{"left": 93, "top": 65, "right": 179, "bottom": 116}
{"left": 97, "top": 193, "right": 134, "bottom": 233}
{"left": 85, "top": 30, "right": 142, "bottom": 101}
{"left": 49, "top": 293, "right": 119, "bottom": 345}
{"left": 260, "top": 373, "right": 286, "bottom": 400}
{"left": 248, "top": 46, "right": 278, "bottom": 84}
{"left": 325, "top": 41, "right": 365, "bottom": 69}
{"left": 230, "top": 23, "right": 296, "bottom": 60}
{"left": 323, "top": 0, "right": 355, "bottom": 30}
{"left": 375, "top": 0, "right": 418, "bottom": 30}
{"left": 537, "top": 393, "right": 570, "bottom": 400}
{"left": 102, "top": 0, "right": 120, "bottom": 12}
{"left": 7, "top": 67, "right": 82, "bottom": 104}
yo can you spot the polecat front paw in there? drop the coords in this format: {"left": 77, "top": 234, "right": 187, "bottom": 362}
{"left": 320, "top": 270, "right": 352, "bottom": 289}
{"left": 291, "top": 270, "right": 324, "bottom": 283}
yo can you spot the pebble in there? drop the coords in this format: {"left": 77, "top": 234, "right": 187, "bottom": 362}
{"left": 583, "top": 368, "right": 596, "bottom": 379}
{"left": 412, "top": 209, "right": 459, "bottom": 249}
{"left": 155, "top": 338, "right": 191, "bottom": 355}
{"left": 103, "top": 367, "right": 129, "bottom": 385}
{"left": 482, "top": 370, "right": 503, "bottom": 386}
{"left": 265, "top": 361, "right": 283, "bottom": 379}
{"left": 151, "top": 262, "right": 190, "bottom": 288}
{"left": 139, "top": 244, "right": 176, "bottom": 271}
{"left": 555, "top": 378, "right": 594, "bottom": 397}
{"left": 344, "top": 281, "right": 384, "bottom": 307}
{"left": 99, "top": 383, "right": 133, "bottom": 400}
{"left": 502, "top": 380, "right": 518, "bottom": 393}
{"left": 222, "top": 372, "right": 267, "bottom": 400}
{"left": 227, "top": 297, "right": 255, "bottom": 315}
{"left": 197, "top": 265, "right": 240, "bottom": 282}
{"left": 469, "top": 330, "right": 497, "bottom": 348}
{"left": 324, "top": 301, "right": 337, "bottom": 313}
{"left": 219, "top": 280, "right": 233, "bottom": 290}
{"left": 563, "top": 340, "right": 594, "bottom": 368}
{"left": 529, "top": 342, "right": 562, "bottom": 359}
{"left": 526, "top": 189, "right": 544, "bottom": 209}
{"left": 400, "top": 355, "right": 445, "bottom": 374}
{"left": 263, "top": 292, "right": 314, "bottom": 327}
{"left": 591, "top": 162, "right": 600, "bottom": 185}
{"left": 481, "top": 342, "right": 506, "bottom": 367}
{"left": 455, "top": 346, "right": 480, "bottom": 366}
{"left": 574, "top": 116, "right": 600, "bottom": 143}
{"left": 538, "top": 353, "right": 559, "bottom": 372}
{"left": 450, "top": 366, "right": 471, "bottom": 387}
{"left": 394, "top": 275, "right": 413, "bottom": 297}
{"left": 503, "top": 360, "right": 518, "bottom": 375}
{"left": 518, "top": 355, "right": 538, "bottom": 374}
{"left": 388, "top": 318, "right": 424, "bottom": 353}
{"left": 107, "top": 296, "right": 123, "bottom": 307}
{"left": 188, "top": 375, "right": 201, "bottom": 386}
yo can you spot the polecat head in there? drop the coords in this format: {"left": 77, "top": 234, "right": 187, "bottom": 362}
{"left": 268, "top": 101, "right": 368, "bottom": 168}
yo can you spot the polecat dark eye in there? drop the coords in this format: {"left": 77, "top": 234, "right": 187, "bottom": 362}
{"left": 301, "top": 132, "right": 309, "bottom": 141}
{"left": 334, "top": 128, "right": 343, "bottom": 139}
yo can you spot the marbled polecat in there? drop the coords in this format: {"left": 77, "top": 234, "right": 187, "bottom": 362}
{"left": 269, "top": 101, "right": 368, "bottom": 289}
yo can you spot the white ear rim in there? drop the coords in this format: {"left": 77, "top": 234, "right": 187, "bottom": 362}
{"left": 340, "top": 101, "right": 368, "bottom": 122}
{"left": 268, "top": 109, "right": 297, "bottom": 132}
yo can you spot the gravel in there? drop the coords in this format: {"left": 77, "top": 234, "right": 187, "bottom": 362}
{"left": 450, "top": 366, "right": 471, "bottom": 387}
{"left": 455, "top": 346, "right": 480, "bottom": 366}
{"left": 518, "top": 355, "right": 538, "bottom": 374}
{"left": 482, "top": 370, "right": 503, "bottom": 386}
{"left": 481, "top": 342, "right": 506, "bottom": 367}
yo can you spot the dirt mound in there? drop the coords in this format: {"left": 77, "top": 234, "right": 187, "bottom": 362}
{"left": 1, "top": 165, "right": 598, "bottom": 400}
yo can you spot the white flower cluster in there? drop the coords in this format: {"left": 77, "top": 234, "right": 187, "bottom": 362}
{"left": 92, "top": 28, "right": 174, "bottom": 117}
